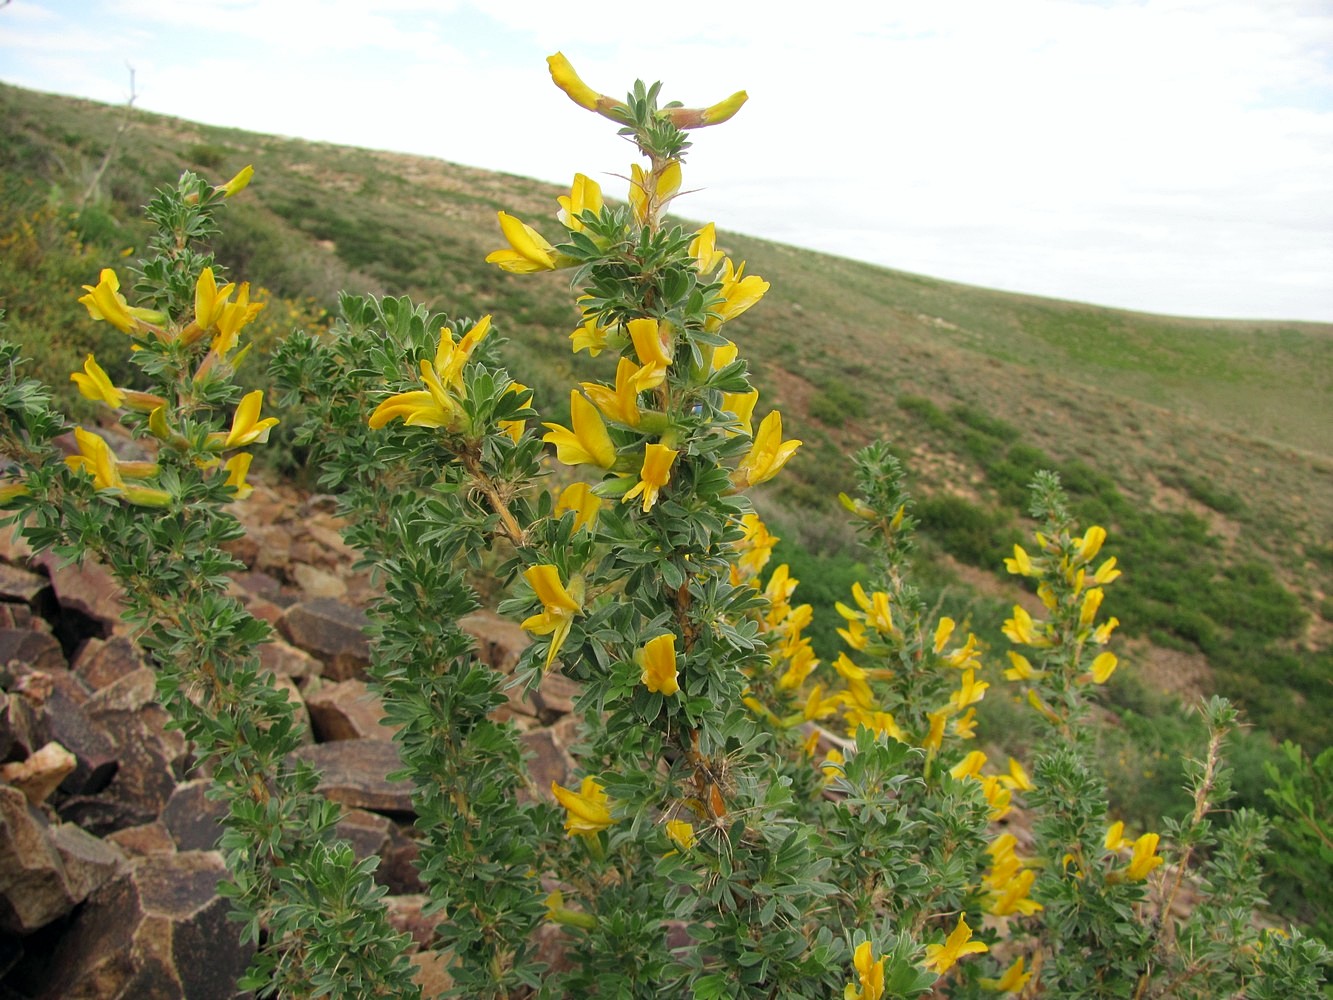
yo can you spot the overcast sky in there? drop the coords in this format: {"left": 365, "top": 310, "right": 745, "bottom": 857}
{"left": 3, "top": 0, "right": 1331, "bottom": 322}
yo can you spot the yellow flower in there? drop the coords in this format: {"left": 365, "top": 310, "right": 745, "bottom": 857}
{"left": 923, "top": 709, "right": 949, "bottom": 752}
{"left": 732, "top": 410, "right": 801, "bottom": 489}
{"left": 543, "top": 391, "right": 617, "bottom": 469}
{"left": 700, "top": 90, "right": 748, "bottom": 125}
{"left": 922, "top": 916, "right": 988, "bottom": 974}
{"left": 1004, "top": 544, "right": 1034, "bottom": 576}
{"left": 950, "top": 669, "right": 989, "bottom": 711}
{"left": 557, "top": 173, "right": 603, "bottom": 232}
{"left": 1104, "top": 820, "right": 1131, "bottom": 851}
{"left": 70, "top": 354, "right": 125, "bottom": 409}
{"left": 570, "top": 313, "right": 611, "bottom": 356}
{"left": 556, "top": 482, "right": 602, "bottom": 532}
{"left": 629, "top": 160, "right": 683, "bottom": 227}
{"left": 65, "top": 427, "right": 170, "bottom": 506}
{"left": 223, "top": 452, "right": 254, "bottom": 500}
{"left": 843, "top": 940, "right": 886, "bottom": 1000}
{"left": 706, "top": 258, "right": 769, "bottom": 331}
{"left": 543, "top": 889, "right": 598, "bottom": 930}
{"left": 1003, "top": 651, "right": 1045, "bottom": 682}
{"left": 1002, "top": 605, "right": 1048, "bottom": 647}
{"left": 637, "top": 632, "right": 679, "bottom": 696}
{"left": 999, "top": 757, "right": 1033, "bottom": 791}
{"left": 1092, "top": 556, "right": 1121, "bottom": 585}
{"left": 218, "top": 164, "right": 254, "bottom": 198}
{"left": 979, "top": 956, "right": 1033, "bottom": 993}
{"left": 1079, "top": 587, "right": 1105, "bottom": 627}
{"left": 951, "top": 750, "right": 988, "bottom": 781}
{"left": 486, "top": 211, "right": 559, "bottom": 273}
{"left": 547, "top": 51, "right": 606, "bottom": 112}
{"left": 581, "top": 358, "right": 647, "bottom": 427}
{"left": 193, "top": 267, "right": 235, "bottom": 331}
{"left": 77, "top": 268, "right": 161, "bottom": 335}
{"left": 821, "top": 748, "right": 845, "bottom": 783}
{"left": 1123, "top": 832, "right": 1164, "bottom": 880}
{"left": 497, "top": 381, "right": 529, "bottom": 443}
{"left": 223, "top": 390, "right": 280, "bottom": 448}
{"left": 1093, "top": 616, "right": 1120, "bottom": 644}
{"left": 987, "top": 868, "right": 1042, "bottom": 916}
{"left": 1088, "top": 651, "right": 1118, "bottom": 684}
{"left": 520, "top": 565, "right": 584, "bottom": 670}
{"left": 721, "top": 389, "right": 759, "bottom": 435}
{"left": 626, "top": 317, "right": 673, "bottom": 373}
{"left": 690, "top": 222, "right": 725, "bottom": 275}
{"left": 551, "top": 775, "right": 613, "bottom": 835}
{"left": 211, "top": 282, "right": 264, "bottom": 358}
{"left": 623, "top": 442, "right": 679, "bottom": 513}
{"left": 1076, "top": 525, "right": 1107, "bottom": 564}
{"left": 933, "top": 617, "right": 956, "bottom": 654}
{"left": 733, "top": 511, "right": 777, "bottom": 579}
{"left": 665, "top": 819, "right": 695, "bottom": 851}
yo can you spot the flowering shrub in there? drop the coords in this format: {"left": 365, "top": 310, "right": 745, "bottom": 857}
{"left": 2, "top": 55, "right": 1328, "bottom": 998}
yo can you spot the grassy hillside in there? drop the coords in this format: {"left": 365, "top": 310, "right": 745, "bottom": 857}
{"left": 2, "top": 81, "right": 1330, "bottom": 762}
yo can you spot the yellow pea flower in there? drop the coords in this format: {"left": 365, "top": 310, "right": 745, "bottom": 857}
{"left": 551, "top": 775, "right": 613, "bottom": 835}
{"left": 933, "top": 617, "right": 956, "bottom": 654}
{"left": 570, "top": 313, "right": 611, "bottom": 356}
{"left": 1104, "top": 820, "right": 1131, "bottom": 852}
{"left": 581, "top": 358, "right": 646, "bottom": 427}
{"left": 626, "top": 316, "right": 673, "bottom": 373}
{"left": 1093, "top": 616, "right": 1120, "bottom": 644}
{"left": 1123, "top": 832, "right": 1164, "bottom": 880}
{"left": 987, "top": 867, "right": 1042, "bottom": 916}
{"left": 710, "top": 340, "right": 739, "bottom": 371}
{"left": 212, "top": 282, "right": 264, "bottom": 357}
{"left": 629, "top": 160, "right": 683, "bottom": 227}
{"left": 1003, "top": 650, "right": 1046, "bottom": 682}
{"left": 665, "top": 819, "right": 695, "bottom": 851}
{"left": 1002, "top": 605, "right": 1048, "bottom": 647}
{"left": 843, "top": 939, "right": 886, "bottom": 1000}
{"left": 733, "top": 511, "right": 777, "bottom": 579}
{"left": 821, "top": 748, "right": 845, "bottom": 784}
{"left": 193, "top": 267, "right": 235, "bottom": 331}
{"left": 486, "top": 211, "right": 559, "bottom": 273}
{"left": 497, "top": 381, "right": 529, "bottom": 443}
{"left": 690, "top": 222, "right": 725, "bottom": 275}
{"left": 1092, "top": 556, "right": 1122, "bottom": 585}
{"left": 951, "top": 750, "right": 988, "bottom": 781}
{"left": 950, "top": 669, "right": 989, "bottom": 711}
{"left": 732, "top": 410, "right": 801, "bottom": 489}
{"left": 556, "top": 482, "right": 603, "bottom": 532}
{"left": 543, "top": 889, "right": 598, "bottom": 930}
{"left": 1079, "top": 587, "right": 1105, "bottom": 627}
{"left": 1027, "top": 689, "right": 1062, "bottom": 724}
{"left": 952, "top": 708, "right": 978, "bottom": 740}
{"left": 65, "top": 427, "right": 170, "bottom": 506}
{"left": 979, "top": 956, "right": 1033, "bottom": 993}
{"left": 70, "top": 354, "right": 125, "bottom": 409}
{"left": 1000, "top": 757, "right": 1033, "bottom": 791}
{"left": 922, "top": 916, "right": 988, "bottom": 974}
{"left": 77, "top": 268, "right": 163, "bottom": 335}
{"left": 637, "top": 632, "right": 679, "bottom": 696}
{"left": 557, "top": 173, "right": 603, "bottom": 232}
{"left": 705, "top": 258, "right": 769, "bottom": 331}
{"left": 218, "top": 164, "right": 254, "bottom": 198}
{"left": 223, "top": 390, "right": 280, "bottom": 448}
{"left": 923, "top": 709, "right": 949, "bottom": 752}
{"left": 223, "top": 452, "right": 254, "bottom": 500}
{"left": 542, "top": 391, "right": 617, "bottom": 469}
{"left": 1088, "top": 651, "right": 1118, "bottom": 684}
{"left": 546, "top": 52, "right": 611, "bottom": 114}
{"left": 1076, "top": 525, "right": 1108, "bottom": 564}
{"left": 721, "top": 389, "right": 759, "bottom": 435}
{"left": 520, "top": 564, "right": 584, "bottom": 670}
{"left": 623, "top": 442, "right": 679, "bottom": 513}
{"left": 1004, "top": 544, "right": 1035, "bottom": 576}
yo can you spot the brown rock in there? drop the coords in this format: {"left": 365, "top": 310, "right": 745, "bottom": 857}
{"left": 25, "top": 850, "right": 251, "bottom": 1000}
{"left": 71, "top": 635, "right": 145, "bottom": 691}
{"left": 1, "top": 741, "right": 76, "bottom": 805}
{"left": 280, "top": 598, "right": 371, "bottom": 680}
{"left": 38, "top": 553, "right": 125, "bottom": 635}
{"left": 306, "top": 678, "right": 396, "bottom": 742}
{"left": 533, "top": 672, "right": 581, "bottom": 720}
{"left": 0, "top": 628, "right": 65, "bottom": 672}
{"left": 83, "top": 666, "right": 157, "bottom": 715}
{"left": 385, "top": 893, "right": 436, "bottom": 950}
{"left": 411, "top": 949, "right": 455, "bottom": 995}
{"left": 0, "top": 690, "right": 46, "bottom": 763}
{"left": 161, "top": 780, "right": 228, "bottom": 853}
{"left": 0, "top": 562, "right": 48, "bottom": 603}
{"left": 520, "top": 729, "right": 575, "bottom": 801}
{"left": 48, "top": 822, "right": 125, "bottom": 908}
{"left": 105, "top": 821, "right": 176, "bottom": 858}
{"left": 40, "top": 687, "right": 118, "bottom": 796}
{"left": 74, "top": 698, "right": 184, "bottom": 833}
{"left": 258, "top": 635, "right": 321, "bottom": 680}
{"left": 289, "top": 739, "right": 414, "bottom": 814}
{"left": 461, "top": 611, "right": 530, "bottom": 674}
{"left": 291, "top": 561, "right": 347, "bottom": 600}
{"left": 0, "top": 785, "right": 75, "bottom": 932}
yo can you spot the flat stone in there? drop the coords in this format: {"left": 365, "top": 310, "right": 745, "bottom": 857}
{"left": 71, "top": 635, "right": 146, "bottom": 690}
{"left": 0, "top": 628, "right": 66, "bottom": 672}
{"left": 25, "top": 850, "right": 251, "bottom": 1000}
{"left": 161, "top": 779, "right": 228, "bottom": 853}
{"left": 461, "top": 611, "right": 530, "bottom": 674}
{"left": 1, "top": 741, "right": 76, "bottom": 806}
{"left": 49, "top": 822, "right": 125, "bottom": 904}
{"left": 83, "top": 666, "right": 158, "bottom": 715}
{"left": 291, "top": 561, "right": 347, "bottom": 600}
{"left": 280, "top": 598, "right": 371, "bottom": 681}
{"left": 0, "top": 784, "right": 72, "bottom": 933}
{"left": 385, "top": 893, "right": 435, "bottom": 950}
{"left": 520, "top": 729, "right": 575, "bottom": 802}
{"left": 532, "top": 673, "right": 581, "bottom": 719}
{"left": 1, "top": 684, "right": 48, "bottom": 762}
{"left": 306, "top": 678, "right": 395, "bottom": 742}
{"left": 289, "top": 739, "right": 414, "bottom": 814}
{"left": 43, "top": 684, "right": 118, "bottom": 795}
{"left": 258, "top": 635, "right": 321, "bottom": 680}
{"left": 105, "top": 820, "right": 176, "bottom": 858}
{"left": 0, "top": 562, "right": 49, "bottom": 603}
{"left": 38, "top": 553, "right": 125, "bottom": 635}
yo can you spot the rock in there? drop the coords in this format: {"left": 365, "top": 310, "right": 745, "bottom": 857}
{"left": 257, "top": 635, "right": 321, "bottom": 680}
{"left": 22, "top": 850, "right": 251, "bottom": 1000}
{"left": 43, "top": 683, "right": 119, "bottom": 796}
{"left": 0, "top": 628, "right": 65, "bottom": 672}
{"left": 305, "top": 678, "right": 395, "bottom": 742}
{"left": 520, "top": 730, "right": 575, "bottom": 802}
{"left": 75, "top": 695, "right": 184, "bottom": 834}
{"left": 38, "top": 553, "right": 125, "bottom": 635}
{"left": 71, "top": 635, "right": 145, "bottom": 691}
{"left": 1, "top": 741, "right": 77, "bottom": 805}
{"left": 289, "top": 740, "right": 414, "bottom": 814}
{"left": 83, "top": 667, "right": 157, "bottom": 715}
{"left": 0, "top": 562, "right": 48, "bottom": 604}
{"left": 532, "top": 673, "right": 581, "bottom": 720}
{"left": 0, "top": 785, "right": 74, "bottom": 933}
{"left": 461, "top": 611, "right": 530, "bottom": 674}
{"left": 0, "top": 689, "right": 44, "bottom": 762}
{"left": 385, "top": 893, "right": 436, "bottom": 950}
{"left": 291, "top": 562, "right": 347, "bottom": 600}
{"left": 161, "top": 780, "right": 227, "bottom": 853}
{"left": 411, "top": 950, "right": 455, "bottom": 995}
{"left": 105, "top": 820, "right": 176, "bottom": 858}
{"left": 48, "top": 823, "right": 125, "bottom": 909}
{"left": 279, "top": 598, "right": 371, "bottom": 680}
